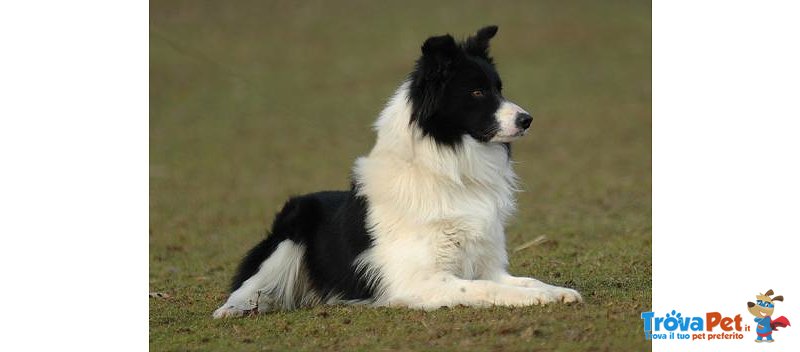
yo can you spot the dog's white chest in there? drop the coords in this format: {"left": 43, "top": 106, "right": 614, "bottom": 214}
{"left": 431, "top": 201, "right": 508, "bottom": 279}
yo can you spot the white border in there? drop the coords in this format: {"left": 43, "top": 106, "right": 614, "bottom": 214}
{"left": 654, "top": 0, "right": 800, "bottom": 350}
{"left": 0, "top": 1, "right": 147, "bottom": 350}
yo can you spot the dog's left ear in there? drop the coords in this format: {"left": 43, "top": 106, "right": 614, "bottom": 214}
{"left": 465, "top": 25, "right": 498, "bottom": 61}
{"left": 773, "top": 295, "right": 784, "bottom": 302}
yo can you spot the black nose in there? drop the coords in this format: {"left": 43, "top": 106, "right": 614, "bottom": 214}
{"left": 515, "top": 113, "right": 533, "bottom": 129}
{"left": 747, "top": 302, "right": 755, "bottom": 308}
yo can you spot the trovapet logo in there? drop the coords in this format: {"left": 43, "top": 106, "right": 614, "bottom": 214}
{"left": 642, "top": 288, "right": 792, "bottom": 343}
{"left": 640, "top": 310, "right": 745, "bottom": 341}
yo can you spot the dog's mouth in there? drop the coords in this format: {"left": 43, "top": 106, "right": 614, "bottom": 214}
{"left": 513, "top": 129, "right": 528, "bottom": 137}
{"left": 490, "top": 129, "right": 528, "bottom": 142}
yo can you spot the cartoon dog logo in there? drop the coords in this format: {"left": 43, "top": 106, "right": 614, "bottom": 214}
{"left": 747, "top": 289, "right": 791, "bottom": 342}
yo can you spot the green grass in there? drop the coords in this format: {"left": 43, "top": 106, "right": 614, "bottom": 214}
{"left": 150, "top": 0, "right": 651, "bottom": 350}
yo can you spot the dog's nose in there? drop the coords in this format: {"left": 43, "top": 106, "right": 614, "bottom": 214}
{"left": 515, "top": 113, "right": 533, "bottom": 129}
{"left": 747, "top": 302, "right": 755, "bottom": 308}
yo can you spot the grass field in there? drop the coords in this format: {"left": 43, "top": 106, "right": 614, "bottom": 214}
{"left": 150, "top": 0, "right": 651, "bottom": 350}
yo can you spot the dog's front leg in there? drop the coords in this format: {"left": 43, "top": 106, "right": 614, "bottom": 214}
{"left": 392, "top": 274, "right": 574, "bottom": 309}
{"left": 488, "top": 272, "right": 583, "bottom": 303}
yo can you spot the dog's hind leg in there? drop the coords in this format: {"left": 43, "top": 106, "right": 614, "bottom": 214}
{"left": 213, "top": 239, "right": 308, "bottom": 318}
{"left": 213, "top": 197, "right": 325, "bottom": 318}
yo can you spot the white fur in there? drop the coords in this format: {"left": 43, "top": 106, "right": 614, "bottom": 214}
{"left": 353, "top": 82, "right": 580, "bottom": 309}
{"left": 213, "top": 240, "right": 318, "bottom": 318}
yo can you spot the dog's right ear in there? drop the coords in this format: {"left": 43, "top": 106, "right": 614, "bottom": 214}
{"left": 765, "top": 289, "right": 774, "bottom": 296}
{"left": 464, "top": 25, "right": 498, "bottom": 61}
{"left": 773, "top": 295, "right": 784, "bottom": 302}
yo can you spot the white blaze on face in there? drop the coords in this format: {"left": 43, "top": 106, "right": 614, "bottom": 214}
{"left": 490, "top": 100, "right": 531, "bottom": 143}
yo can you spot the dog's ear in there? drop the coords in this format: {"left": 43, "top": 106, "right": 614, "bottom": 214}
{"left": 412, "top": 34, "right": 459, "bottom": 126}
{"left": 765, "top": 289, "right": 774, "bottom": 296}
{"left": 465, "top": 25, "right": 498, "bottom": 61}
{"left": 419, "top": 34, "right": 460, "bottom": 81}
{"left": 422, "top": 34, "right": 459, "bottom": 64}
{"left": 772, "top": 295, "right": 784, "bottom": 302}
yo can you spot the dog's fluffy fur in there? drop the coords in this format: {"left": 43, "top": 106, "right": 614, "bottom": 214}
{"left": 214, "top": 26, "right": 581, "bottom": 318}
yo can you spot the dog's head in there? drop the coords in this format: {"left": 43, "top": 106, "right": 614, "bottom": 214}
{"left": 747, "top": 289, "right": 783, "bottom": 318}
{"left": 409, "top": 25, "right": 533, "bottom": 146}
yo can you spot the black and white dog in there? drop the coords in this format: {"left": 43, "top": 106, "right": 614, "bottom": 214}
{"left": 214, "top": 25, "right": 581, "bottom": 318}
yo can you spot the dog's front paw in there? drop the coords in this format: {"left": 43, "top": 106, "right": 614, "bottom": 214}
{"left": 495, "top": 288, "right": 558, "bottom": 306}
{"left": 548, "top": 287, "right": 582, "bottom": 304}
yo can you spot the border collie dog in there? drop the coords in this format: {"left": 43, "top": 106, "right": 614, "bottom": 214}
{"left": 214, "top": 25, "right": 581, "bottom": 318}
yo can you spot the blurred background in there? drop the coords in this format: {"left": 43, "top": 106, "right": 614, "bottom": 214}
{"left": 151, "top": 0, "right": 650, "bottom": 350}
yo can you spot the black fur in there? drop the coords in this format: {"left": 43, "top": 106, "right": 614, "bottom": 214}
{"left": 409, "top": 25, "right": 504, "bottom": 147}
{"left": 231, "top": 189, "right": 376, "bottom": 300}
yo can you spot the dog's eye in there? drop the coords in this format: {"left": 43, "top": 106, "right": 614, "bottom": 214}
{"left": 471, "top": 90, "right": 484, "bottom": 98}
